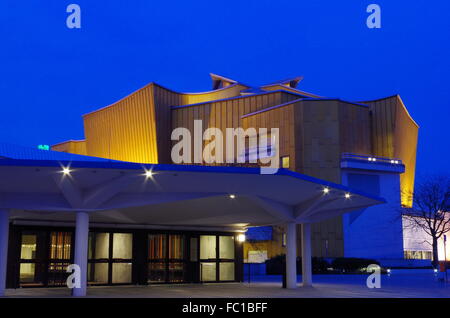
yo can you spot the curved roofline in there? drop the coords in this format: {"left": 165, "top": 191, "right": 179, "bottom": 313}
{"left": 82, "top": 82, "right": 154, "bottom": 117}
{"left": 52, "top": 139, "right": 86, "bottom": 147}
{"left": 0, "top": 158, "right": 386, "bottom": 204}
{"left": 358, "top": 94, "right": 399, "bottom": 103}
{"left": 209, "top": 73, "right": 238, "bottom": 84}
{"left": 261, "top": 76, "right": 304, "bottom": 88}
{"left": 153, "top": 82, "right": 247, "bottom": 96}
{"left": 395, "top": 95, "right": 419, "bottom": 128}
{"left": 359, "top": 94, "right": 419, "bottom": 128}
{"left": 171, "top": 89, "right": 305, "bottom": 110}
{"left": 82, "top": 82, "right": 249, "bottom": 117}
{"left": 241, "top": 98, "right": 369, "bottom": 119}
{"left": 261, "top": 84, "right": 323, "bottom": 98}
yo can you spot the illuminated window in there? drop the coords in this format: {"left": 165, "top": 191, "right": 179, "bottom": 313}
{"left": 404, "top": 250, "right": 432, "bottom": 260}
{"left": 88, "top": 232, "right": 133, "bottom": 285}
{"left": 200, "top": 235, "right": 236, "bottom": 282}
{"left": 148, "top": 234, "right": 186, "bottom": 283}
{"left": 50, "top": 232, "right": 71, "bottom": 260}
{"left": 281, "top": 156, "right": 290, "bottom": 169}
{"left": 219, "top": 236, "right": 235, "bottom": 259}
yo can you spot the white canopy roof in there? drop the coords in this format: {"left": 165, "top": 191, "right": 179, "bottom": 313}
{"left": 0, "top": 144, "right": 385, "bottom": 229}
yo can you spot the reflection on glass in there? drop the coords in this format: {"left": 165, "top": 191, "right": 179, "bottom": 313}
{"left": 113, "top": 233, "right": 133, "bottom": 259}
{"left": 201, "top": 262, "right": 216, "bottom": 282}
{"left": 88, "top": 263, "right": 109, "bottom": 284}
{"left": 112, "top": 263, "right": 132, "bottom": 284}
{"left": 219, "top": 236, "right": 235, "bottom": 259}
{"left": 168, "top": 262, "right": 184, "bottom": 282}
{"left": 169, "top": 235, "right": 184, "bottom": 259}
{"left": 50, "top": 232, "right": 71, "bottom": 260}
{"left": 20, "top": 235, "right": 36, "bottom": 260}
{"left": 200, "top": 236, "right": 216, "bottom": 260}
{"left": 88, "top": 233, "right": 110, "bottom": 260}
{"left": 219, "top": 263, "right": 235, "bottom": 281}
{"left": 148, "top": 262, "right": 166, "bottom": 282}
{"left": 20, "top": 263, "right": 36, "bottom": 283}
{"left": 48, "top": 262, "right": 71, "bottom": 286}
{"left": 149, "top": 234, "right": 166, "bottom": 259}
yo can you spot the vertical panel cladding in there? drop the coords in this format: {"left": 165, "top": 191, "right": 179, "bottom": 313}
{"left": 394, "top": 97, "right": 418, "bottom": 207}
{"left": 240, "top": 102, "right": 298, "bottom": 169}
{"left": 298, "top": 100, "right": 340, "bottom": 182}
{"left": 293, "top": 102, "right": 304, "bottom": 172}
{"left": 295, "top": 100, "right": 344, "bottom": 257}
{"left": 244, "top": 97, "right": 250, "bottom": 115}
{"left": 367, "top": 97, "right": 397, "bottom": 158}
{"left": 52, "top": 140, "right": 87, "bottom": 156}
{"left": 338, "top": 102, "right": 372, "bottom": 156}
{"left": 153, "top": 85, "right": 179, "bottom": 164}
{"left": 170, "top": 91, "right": 303, "bottom": 165}
{"left": 364, "top": 95, "right": 418, "bottom": 207}
{"left": 178, "top": 84, "right": 246, "bottom": 105}
{"left": 83, "top": 85, "right": 159, "bottom": 163}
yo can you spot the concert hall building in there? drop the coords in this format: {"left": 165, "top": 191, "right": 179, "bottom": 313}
{"left": 0, "top": 73, "right": 419, "bottom": 296}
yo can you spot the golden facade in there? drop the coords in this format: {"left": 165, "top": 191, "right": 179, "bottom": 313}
{"left": 53, "top": 73, "right": 418, "bottom": 258}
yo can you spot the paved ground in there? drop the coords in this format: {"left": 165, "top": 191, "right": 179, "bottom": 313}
{"left": 4, "top": 273, "right": 450, "bottom": 298}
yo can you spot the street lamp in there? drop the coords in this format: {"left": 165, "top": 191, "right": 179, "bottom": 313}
{"left": 444, "top": 235, "right": 448, "bottom": 282}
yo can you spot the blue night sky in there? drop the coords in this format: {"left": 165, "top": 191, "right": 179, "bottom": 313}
{"left": 0, "top": 0, "right": 449, "bottom": 177}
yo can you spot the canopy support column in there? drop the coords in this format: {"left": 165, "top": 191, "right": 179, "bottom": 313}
{"left": 0, "top": 209, "right": 9, "bottom": 297}
{"left": 73, "top": 211, "right": 89, "bottom": 297}
{"left": 286, "top": 222, "right": 297, "bottom": 289}
{"left": 301, "top": 223, "right": 312, "bottom": 286}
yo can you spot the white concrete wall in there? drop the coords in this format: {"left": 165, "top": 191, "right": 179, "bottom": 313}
{"left": 402, "top": 216, "right": 432, "bottom": 252}
{"left": 342, "top": 169, "right": 404, "bottom": 260}
{"left": 403, "top": 216, "right": 450, "bottom": 261}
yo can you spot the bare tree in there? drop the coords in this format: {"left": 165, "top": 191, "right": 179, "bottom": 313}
{"left": 401, "top": 175, "right": 450, "bottom": 267}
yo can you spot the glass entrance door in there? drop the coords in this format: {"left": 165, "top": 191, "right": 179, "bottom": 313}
{"left": 19, "top": 231, "right": 45, "bottom": 287}
{"left": 18, "top": 230, "right": 73, "bottom": 287}
{"left": 200, "top": 235, "right": 217, "bottom": 282}
{"left": 200, "top": 235, "right": 236, "bottom": 282}
{"left": 47, "top": 231, "right": 73, "bottom": 286}
{"left": 88, "top": 232, "right": 133, "bottom": 285}
{"left": 148, "top": 234, "right": 186, "bottom": 283}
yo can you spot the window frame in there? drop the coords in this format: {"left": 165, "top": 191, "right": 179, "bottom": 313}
{"left": 87, "top": 230, "right": 134, "bottom": 286}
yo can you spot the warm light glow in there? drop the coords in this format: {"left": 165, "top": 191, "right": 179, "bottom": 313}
{"left": 229, "top": 194, "right": 236, "bottom": 199}
{"left": 145, "top": 170, "right": 153, "bottom": 178}
{"left": 345, "top": 193, "right": 351, "bottom": 199}
{"left": 237, "top": 234, "right": 246, "bottom": 242}
{"left": 62, "top": 167, "right": 71, "bottom": 175}
{"left": 323, "top": 187, "right": 329, "bottom": 194}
